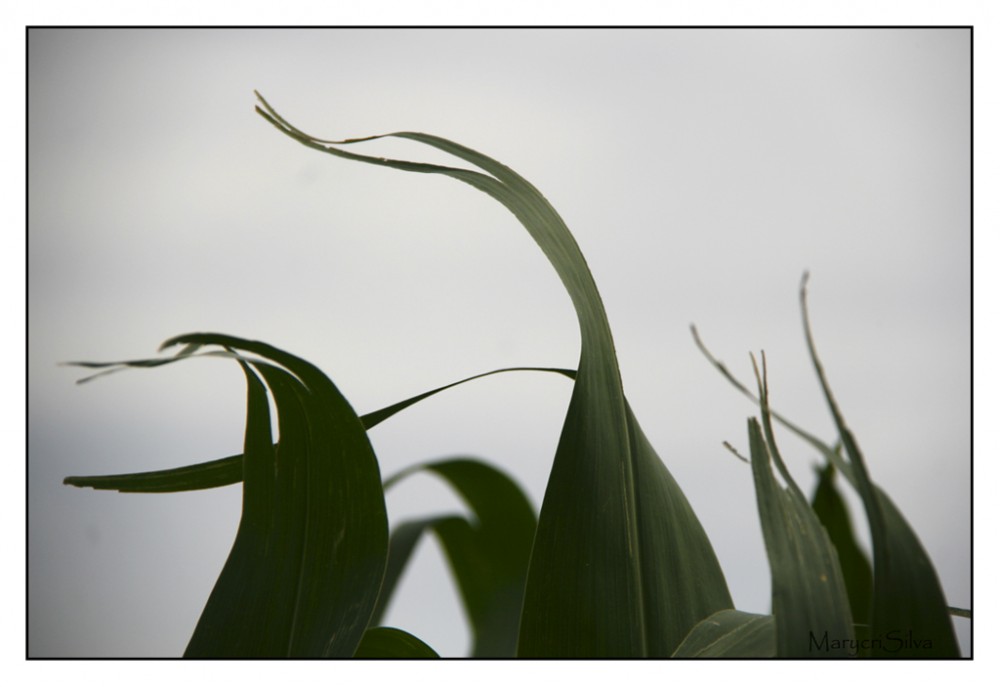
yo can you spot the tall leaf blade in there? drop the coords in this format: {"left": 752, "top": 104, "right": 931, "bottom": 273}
{"left": 183, "top": 360, "right": 305, "bottom": 655}
{"left": 179, "top": 334, "right": 388, "bottom": 657}
{"left": 747, "top": 416, "right": 854, "bottom": 657}
{"left": 693, "top": 283, "right": 962, "bottom": 657}
{"left": 255, "top": 95, "right": 733, "bottom": 655}
{"left": 798, "top": 280, "right": 959, "bottom": 657}
{"left": 74, "top": 334, "right": 391, "bottom": 656}
{"left": 747, "top": 357, "right": 855, "bottom": 657}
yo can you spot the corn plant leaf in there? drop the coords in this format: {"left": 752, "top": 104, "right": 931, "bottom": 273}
{"left": 746, "top": 355, "right": 855, "bottom": 657}
{"left": 810, "top": 461, "right": 873, "bottom": 639}
{"left": 354, "top": 627, "right": 439, "bottom": 658}
{"left": 64, "top": 367, "right": 574, "bottom": 493}
{"left": 692, "top": 279, "right": 961, "bottom": 657}
{"left": 254, "top": 93, "right": 733, "bottom": 655}
{"left": 374, "top": 458, "right": 537, "bottom": 657}
{"left": 370, "top": 517, "right": 441, "bottom": 627}
{"left": 360, "top": 367, "right": 574, "bottom": 429}
{"left": 63, "top": 454, "right": 243, "bottom": 492}
{"left": 77, "top": 333, "right": 390, "bottom": 657}
{"left": 797, "top": 278, "right": 960, "bottom": 657}
{"left": 671, "top": 610, "right": 776, "bottom": 658}
{"left": 372, "top": 515, "right": 512, "bottom": 657}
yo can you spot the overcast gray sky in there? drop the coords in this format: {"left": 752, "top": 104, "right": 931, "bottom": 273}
{"left": 28, "top": 28, "right": 970, "bottom": 657}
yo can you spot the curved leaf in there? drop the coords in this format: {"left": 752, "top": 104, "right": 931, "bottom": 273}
{"left": 374, "top": 458, "right": 537, "bottom": 657}
{"left": 75, "top": 333, "right": 390, "bottom": 657}
{"left": 361, "top": 367, "right": 574, "bottom": 429}
{"left": 354, "top": 627, "right": 439, "bottom": 658}
{"left": 256, "top": 93, "right": 733, "bottom": 657}
{"left": 746, "top": 355, "right": 854, "bottom": 657}
{"left": 692, "top": 280, "right": 961, "bottom": 657}
{"left": 64, "top": 367, "right": 574, "bottom": 493}
{"left": 63, "top": 454, "right": 243, "bottom": 493}
{"left": 370, "top": 517, "right": 446, "bottom": 627}
{"left": 798, "top": 278, "right": 959, "bottom": 656}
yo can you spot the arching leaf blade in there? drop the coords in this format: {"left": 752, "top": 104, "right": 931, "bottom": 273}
{"left": 376, "top": 458, "right": 537, "bottom": 657}
{"left": 64, "top": 367, "right": 575, "bottom": 493}
{"left": 419, "top": 459, "right": 536, "bottom": 657}
{"left": 184, "top": 361, "right": 305, "bottom": 656}
{"left": 124, "top": 334, "right": 391, "bottom": 657}
{"left": 369, "top": 517, "right": 445, "bottom": 629}
{"left": 255, "top": 95, "right": 733, "bottom": 656}
{"left": 798, "top": 279, "right": 960, "bottom": 657}
{"left": 694, "top": 291, "right": 962, "bottom": 657}
{"left": 360, "top": 367, "right": 575, "bottom": 429}
{"left": 63, "top": 455, "right": 243, "bottom": 492}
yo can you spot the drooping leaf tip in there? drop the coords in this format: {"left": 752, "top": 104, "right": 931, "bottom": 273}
{"left": 690, "top": 324, "right": 709, "bottom": 355}
{"left": 722, "top": 441, "right": 750, "bottom": 464}
{"left": 158, "top": 336, "right": 184, "bottom": 352}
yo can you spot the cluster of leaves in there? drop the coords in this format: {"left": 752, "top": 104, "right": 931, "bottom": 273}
{"left": 63, "top": 94, "right": 963, "bottom": 658}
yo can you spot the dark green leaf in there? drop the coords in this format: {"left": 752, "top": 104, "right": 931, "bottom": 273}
{"left": 361, "top": 367, "right": 574, "bottom": 429}
{"left": 374, "top": 458, "right": 537, "bottom": 657}
{"left": 64, "top": 367, "right": 574, "bottom": 493}
{"left": 255, "top": 93, "right": 733, "bottom": 657}
{"left": 745, "top": 356, "right": 855, "bottom": 657}
{"left": 798, "top": 277, "right": 959, "bottom": 657}
{"left": 354, "top": 627, "right": 439, "bottom": 658}
{"left": 63, "top": 454, "right": 243, "bottom": 492}
{"left": 810, "top": 461, "right": 873, "bottom": 640}
{"left": 370, "top": 516, "right": 449, "bottom": 629}
{"left": 692, "top": 280, "right": 962, "bottom": 657}
{"left": 86, "top": 333, "right": 390, "bottom": 657}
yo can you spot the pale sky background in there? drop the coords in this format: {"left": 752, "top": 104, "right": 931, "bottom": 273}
{"left": 27, "top": 27, "right": 970, "bottom": 657}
